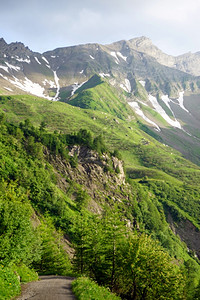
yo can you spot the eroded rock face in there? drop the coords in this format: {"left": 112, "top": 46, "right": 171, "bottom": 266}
{"left": 128, "top": 36, "right": 200, "bottom": 76}
{"left": 168, "top": 213, "right": 200, "bottom": 259}
{"left": 48, "top": 145, "right": 128, "bottom": 210}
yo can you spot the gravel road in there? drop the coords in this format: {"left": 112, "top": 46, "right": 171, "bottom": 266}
{"left": 16, "top": 276, "right": 76, "bottom": 300}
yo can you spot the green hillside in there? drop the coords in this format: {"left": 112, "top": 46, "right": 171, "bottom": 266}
{"left": 67, "top": 75, "right": 133, "bottom": 120}
{"left": 1, "top": 91, "right": 200, "bottom": 299}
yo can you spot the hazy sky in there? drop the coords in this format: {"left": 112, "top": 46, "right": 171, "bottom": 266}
{"left": 1, "top": 0, "right": 200, "bottom": 55}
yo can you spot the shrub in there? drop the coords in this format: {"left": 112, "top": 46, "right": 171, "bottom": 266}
{"left": 72, "top": 277, "right": 120, "bottom": 300}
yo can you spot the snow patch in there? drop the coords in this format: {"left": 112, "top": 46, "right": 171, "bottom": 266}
{"left": 117, "top": 52, "right": 127, "bottom": 61}
{"left": 110, "top": 52, "right": 119, "bottom": 64}
{"left": 4, "top": 87, "right": 13, "bottom": 92}
{"left": 148, "top": 95, "right": 181, "bottom": 129}
{"left": 137, "top": 100, "right": 148, "bottom": 107}
{"left": 71, "top": 81, "right": 87, "bottom": 96}
{"left": 139, "top": 80, "right": 146, "bottom": 87}
{"left": 42, "top": 56, "right": 49, "bottom": 64}
{"left": 16, "top": 57, "right": 31, "bottom": 64}
{"left": 5, "top": 62, "right": 20, "bottom": 72}
{"left": 120, "top": 79, "right": 131, "bottom": 93}
{"left": 34, "top": 57, "right": 41, "bottom": 64}
{"left": 176, "top": 91, "right": 189, "bottom": 112}
{"left": 89, "top": 55, "right": 95, "bottom": 60}
{"left": 0, "top": 65, "right": 9, "bottom": 73}
{"left": 125, "top": 79, "right": 131, "bottom": 93}
{"left": 3, "top": 54, "right": 6, "bottom": 58}
{"left": 51, "top": 56, "right": 56, "bottom": 58}
{"left": 0, "top": 73, "right": 8, "bottom": 80}
{"left": 161, "top": 95, "right": 178, "bottom": 120}
{"left": 42, "top": 79, "right": 56, "bottom": 88}
{"left": 99, "top": 73, "right": 110, "bottom": 78}
{"left": 80, "top": 70, "right": 84, "bottom": 74}
{"left": 129, "top": 101, "right": 160, "bottom": 131}
{"left": 8, "top": 76, "right": 51, "bottom": 99}
{"left": 53, "top": 71, "right": 60, "bottom": 100}
{"left": 46, "top": 64, "right": 50, "bottom": 69}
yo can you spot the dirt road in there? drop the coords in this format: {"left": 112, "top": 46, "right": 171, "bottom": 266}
{"left": 16, "top": 276, "right": 76, "bottom": 300}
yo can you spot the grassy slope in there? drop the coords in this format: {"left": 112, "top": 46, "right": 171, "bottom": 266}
{"left": 1, "top": 94, "right": 199, "bottom": 181}
{"left": 1, "top": 94, "right": 200, "bottom": 199}
{"left": 1, "top": 92, "right": 200, "bottom": 296}
{"left": 68, "top": 77, "right": 133, "bottom": 120}
{"left": 1, "top": 92, "right": 200, "bottom": 222}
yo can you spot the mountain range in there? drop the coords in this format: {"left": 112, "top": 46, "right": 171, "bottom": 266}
{"left": 1, "top": 36, "right": 200, "bottom": 165}
{"left": 1, "top": 36, "right": 200, "bottom": 298}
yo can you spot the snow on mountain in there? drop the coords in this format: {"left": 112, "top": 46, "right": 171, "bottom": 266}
{"left": 71, "top": 81, "right": 87, "bottom": 96}
{"left": 0, "top": 65, "right": 9, "bottom": 73}
{"left": 8, "top": 76, "right": 49, "bottom": 99}
{"left": 129, "top": 101, "right": 160, "bottom": 131}
{"left": 42, "top": 56, "right": 49, "bottom": 64}
{"left": 5, "top": 62, "right": 20, "bottom": 72}
{"left": 110, "top": 52, "right": 119, "bottom": 64}
{"left": 139, "top": 80, "right": 146, "bottom": 87}
{"left": 53, "top": 71, "right": 60, "bottom": 100}
{"left": 117, "top": 52, "right": 127, "bottom": 62}
{"left": 176, "top": 92, "right": 189, "bottom": 113}
{"left": 120, "top": 79, "right": 131, "bottom": 93}
{"left": 15, "top": 57, "right": 31, "bottom": 64}
{"left": 35, "top": 57, "right": 41, "bottom": 64}
{"left": 99, "top": 73, "right": 110, "bottom": 78}
{"left": 148, "top": 95, "right": 181, "bottom": 129}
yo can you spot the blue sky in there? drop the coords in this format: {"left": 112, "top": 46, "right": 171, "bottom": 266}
{"left": 1, "top": 0, "right": 200, "bottom": 55}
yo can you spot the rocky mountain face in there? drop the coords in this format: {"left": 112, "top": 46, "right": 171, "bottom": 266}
{"left": 2, "top": 36, "right": 200, "bottom": 166}
{"left": 0, "top": 36, "right": 198, "bottom": 101}
{"left": 128, "top": 36, "right": 200, "bottom": 76}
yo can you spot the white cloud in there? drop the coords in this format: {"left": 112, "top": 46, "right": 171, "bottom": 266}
{"left": 145, "top": 0, "right": 200, "bottom": 24}
{"left": 1, "top": 0, "right": 200, "bottom": 55}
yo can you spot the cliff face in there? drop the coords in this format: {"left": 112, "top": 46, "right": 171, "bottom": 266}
{"left": 47, "top": 145, "right": 129, "bottom": 212}
{"left": 168, "top": 213, "right": 200, "bottom": 259}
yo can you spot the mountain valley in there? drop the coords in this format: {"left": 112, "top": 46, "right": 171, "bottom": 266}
{"left": 1, "top": 37, "right": 200, "bottom": 299}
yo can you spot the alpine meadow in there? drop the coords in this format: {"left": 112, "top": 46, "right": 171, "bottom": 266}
{"left": 1, "top": 36, "right": 200, "bottom": 299}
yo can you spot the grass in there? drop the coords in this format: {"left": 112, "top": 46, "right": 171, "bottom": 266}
{"left": 1, "top": 92, "right": 200, "bottom": 227}
{"left": 72, "top": 277, "right": 120, "bottom": 300}
{"left": 69, "top": 79, "right": 133, "bottom": 120}
{"left": 0, "top": 264, "right": 38, "bottom": 300}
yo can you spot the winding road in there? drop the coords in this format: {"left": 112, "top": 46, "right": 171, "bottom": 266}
{"left": 16, "top": 276, "right": 76, "bottom": 300}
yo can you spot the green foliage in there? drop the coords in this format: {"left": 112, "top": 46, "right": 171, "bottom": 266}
{"left": 14, "top": 264, "right": 38, "bottom": 283}
{"left": 72, "top": 277, "right": 120, "bottom": 300}
{"left": 93, "top": 134, "right": 106, "bottom": 154}
{"left": 194, "top": 281, "right": 200, "bottom": 299}
{"left": 0, "top": 264, "right": 21, "bottom": 300}
{"left": 71, "top": 209, "right": 186, "bottom": 299}
{"left": 0, "top": 182, "right": 41, "bottom": 265}
{"left": 1, "top": 94, "right": 200, "bottom": 298}
{"left": 75, "top": 188, "right": 90, "bottom": 211}
{"left": 112, "top": 149, "right": 122, "bottom": 160}
{"left": 33, "top": 217, "right": 72, "bottom": 275}
{"left": 69, "top": 79, "right": 133, "bottom": 120}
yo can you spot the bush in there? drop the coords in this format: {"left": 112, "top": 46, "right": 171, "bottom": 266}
{"left": 0, "top": 264, "right": 21, "bottom": 300}
{"left": 14, "top": 264, "right": 38, "bottom": 283}
{"left": 72, "top": 277, "right": 120, "bottom": 300}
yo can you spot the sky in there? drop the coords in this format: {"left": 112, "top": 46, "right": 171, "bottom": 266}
{"left": 1, "top": 0, "right": 200, "bottom": 55}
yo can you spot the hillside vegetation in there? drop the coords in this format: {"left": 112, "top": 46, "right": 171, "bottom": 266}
{"left": 0, "top": 87, "right": 200, "bottom": 299}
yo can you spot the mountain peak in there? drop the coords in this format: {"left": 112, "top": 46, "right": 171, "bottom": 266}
{"left": 0, "top": 37, "right": 7, "bottom": 44}
{"left": 128, "top": 36, "right": 158, "bottom": 51}
{"left": 0, "top": 38, "right": 7, "bottom": 48}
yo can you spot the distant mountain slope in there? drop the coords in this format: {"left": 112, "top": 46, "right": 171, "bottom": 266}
{"left": 2, "top": 37, "right": 200, "bottom": 166}
{"left": 0, "top": 36, "right": 198, "bottom": 101}
{"left": 128, "top": 36, "right": 200, "bottom": 76}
